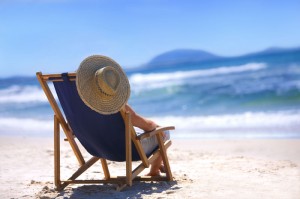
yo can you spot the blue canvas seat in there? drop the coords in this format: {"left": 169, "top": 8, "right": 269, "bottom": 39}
{"left": 53, "top": 74, "right": 143, "bottom": 161}
{"left": 37, "top": 72, "right": 175, "bottom": 191}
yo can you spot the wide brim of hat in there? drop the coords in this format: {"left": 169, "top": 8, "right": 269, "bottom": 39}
{"left": 76, "top": 55, "right": 130, "bottom": 115}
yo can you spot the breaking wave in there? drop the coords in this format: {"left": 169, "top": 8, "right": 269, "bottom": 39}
{"left": 0, "top": 85, "right": 56, "bottom": 104}
{"left": 2, "top": 110, "right": 299, "bottom": 138}
{"left": 129, "top": 62, "right": 267, "bottom": 90}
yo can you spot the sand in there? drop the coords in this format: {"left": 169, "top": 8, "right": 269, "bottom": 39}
{"left": 0, "top": 136, "right": 300, "bottom": 199}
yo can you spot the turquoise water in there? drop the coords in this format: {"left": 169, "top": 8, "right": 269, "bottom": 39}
{"left": 129, "top": 51, "right": 300, "bottom": 116}
{"left": 1, "top": 50, "right": 300, "bottom": 138}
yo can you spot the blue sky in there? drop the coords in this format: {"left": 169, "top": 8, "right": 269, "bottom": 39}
{"left": 1, "top": 0, "right": 300, "bottom": 77}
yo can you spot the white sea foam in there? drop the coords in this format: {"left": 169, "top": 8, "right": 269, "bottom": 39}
{"left": 1, "top": 110, "right": 299, "bottom": 138}
{"left": 129, "top": 62, "right": 267, "bottom": 91}
{"left": 150, "top": 110, "right": 300, "bottom": 138}
{"left": 0, "top": 117, "right": 53, "bottom": 135}
{"left": 0, "top": 85, "right": 56, "bottom": 104}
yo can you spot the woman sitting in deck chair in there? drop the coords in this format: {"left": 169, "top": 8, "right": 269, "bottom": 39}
{"left": 76, "top": 55, "right": 170, "bottom": 176}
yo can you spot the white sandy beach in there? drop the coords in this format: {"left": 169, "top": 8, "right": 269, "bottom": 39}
{"left": 1, "top": 136, "right": 300, "bottom": 199}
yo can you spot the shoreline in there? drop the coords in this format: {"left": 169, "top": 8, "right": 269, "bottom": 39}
{"left": 1, "top": 136, "right": 300, "bottom": 198}
{"left": 2, "top": 109, "right": 300, "bottom": 139}
{"left": 173, "top": 139, "right": 300, "bottom": 164}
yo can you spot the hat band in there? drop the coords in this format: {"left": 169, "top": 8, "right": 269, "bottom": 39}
{"left": 95, "top": 77, "right": 115, "bottom": 97}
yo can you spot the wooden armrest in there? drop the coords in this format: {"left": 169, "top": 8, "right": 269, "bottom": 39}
{"left": 136, "top": 126, "right": 175, "bottom": 140}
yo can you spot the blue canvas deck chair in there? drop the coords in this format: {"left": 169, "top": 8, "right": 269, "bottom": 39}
{"left": 36, "top": 72, "right": 174, "bottom": 191}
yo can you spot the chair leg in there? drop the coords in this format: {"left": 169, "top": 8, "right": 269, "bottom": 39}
{"left": 156, "top": 134, "right": 173, "bottom": 181}
{"left": 124, "top": 111, "right": 133, "bottom": 186}
{"left": 54, "top": 115, "right": 61, "bottom": 190}
{"left": 100, "top": 158, "right": 110, "bottom": 180}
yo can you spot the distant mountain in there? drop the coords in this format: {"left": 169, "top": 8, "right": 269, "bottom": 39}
{"left": 146, "top": 49, "right": 220, "bottom": 67}
{"left": 127, "top": 46, "right": 300, "bottom": 73}
{"left": 243, "top": 46, "right": 300, "bottom": 57}
{"left": 262, "top": 47, "right": 289, "bottom": 54}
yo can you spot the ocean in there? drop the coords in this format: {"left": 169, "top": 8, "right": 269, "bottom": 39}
{"left": 1, "top": 50, "right": 300, "bottom": 138}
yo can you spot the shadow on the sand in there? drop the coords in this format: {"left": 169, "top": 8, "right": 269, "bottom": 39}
{"left": 53, "top": 181, "right": 180, "bottom": 199}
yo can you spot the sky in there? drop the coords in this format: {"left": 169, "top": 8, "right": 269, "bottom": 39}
{"left": 0, "top": 0, "right": 300, "bottom": 77}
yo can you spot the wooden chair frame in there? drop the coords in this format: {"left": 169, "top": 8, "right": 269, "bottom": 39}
{"left": 36, "top": 72, "right": 174, "bottom": 191}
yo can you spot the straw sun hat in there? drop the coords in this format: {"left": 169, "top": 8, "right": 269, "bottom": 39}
{"left": 76, "top": 55, "right": 130, "bottom": 115}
